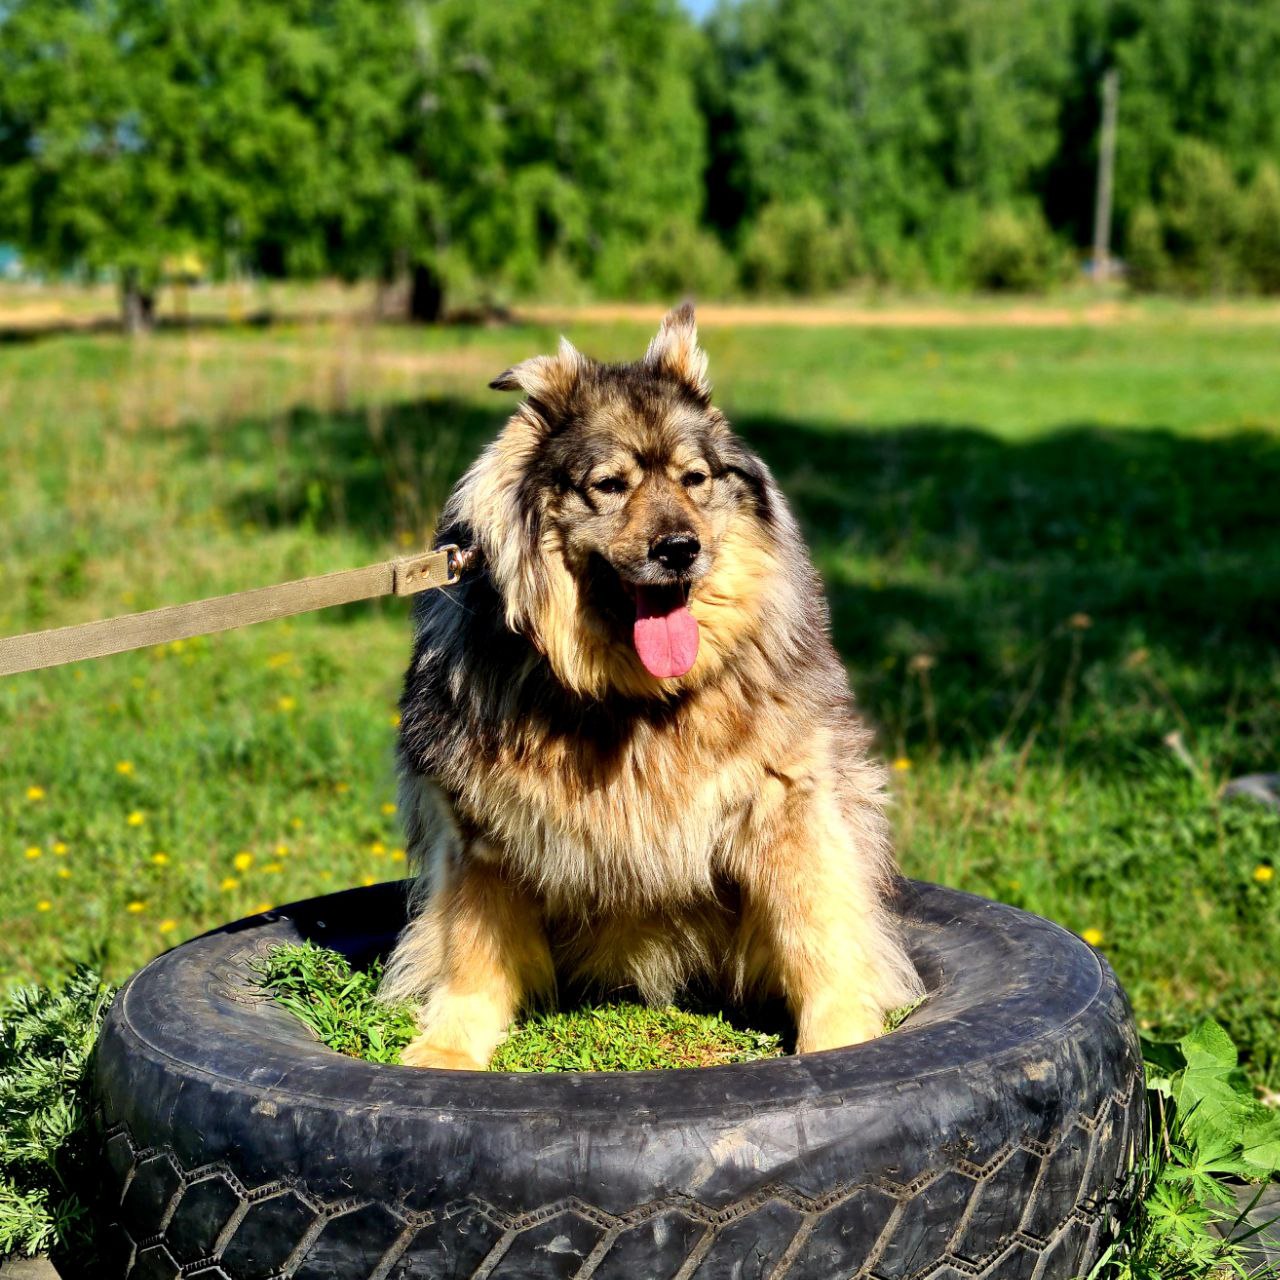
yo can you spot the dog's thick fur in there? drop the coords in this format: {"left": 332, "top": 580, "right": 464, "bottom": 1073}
{"left": 382, "top": 304, "right": 923, "bottom": 1069}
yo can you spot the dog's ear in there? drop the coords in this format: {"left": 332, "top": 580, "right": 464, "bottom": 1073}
{"left": 644, "top": 301, "right": 710, "bottom": 400}
{"left": 490, "top": 336, "right": 589, "bottom": 421}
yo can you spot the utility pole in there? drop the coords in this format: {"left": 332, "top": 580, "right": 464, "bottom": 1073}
{"left": 1092, "top": 67, "right": 1120, "bottom": 283}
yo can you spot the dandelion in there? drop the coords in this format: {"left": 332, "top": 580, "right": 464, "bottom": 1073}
{"left": 381, "top": 802, "right": 397, "bottom": 816}
{"left": 25, "top": 846, "right": 42, "bottom": 860}
{"left": 116, "top": 761, "right": 135, "bottom": 776}
{"left": 391, "top": 849, "right": 406, "bottom": 863}
{"left": 126, "top": 901, "right": 146, "bottom": 914}
{"left": 36, "top": 900, "right": 51, "bottom": 913}
{"left": 369, "top": 841, "right": 386, "bottom": 856}
{"left": 220, "top": 877, "right": 240, "bottom": 891}
{"left": 57, "top": 868, "right": 72, "bottom": 880}
{"left": 233, "top": 851, "right": 254, "bottom": 873}
{"left": 276, "top": 695, "right": 297, "bottom": 713}
{"left": 289, "top": 817, "right": 304, "bottom": 831}
{"left": 169, "top": 639, "right": 186, "bottom": 654}
{"left": 151, "top": 852, "right": 170, "bottom": 867}
{"left": 274, "top": 843, "right": 289, "bottom": 857}
{"left": 892, "top": 757, "right": 912, "bottom": 772}
{"left": 1081, "top": 928, "right": 1104, "bottom": 947}
{"left": 26, "top": 785, "right": 45, "bottom": 801}
{"left": 52, "top": 842, "right": 68, "bottom": 856}
{"left": 388, "top": 712, "right": 402, "bottom": 728}
{"left": 253, "top": 902, "right": 274, "bottom": 914}
{"left": 158, "top": 920, "right": 178, "bottom": 934}
{"left": 126, "top": 811, "right": 146, "bottom": 827}
{"left": 1254, "top": 865, "right": 1274, "bottom": 884}
{"left": 361, "top": 875, "right": 377, "bottom": 887}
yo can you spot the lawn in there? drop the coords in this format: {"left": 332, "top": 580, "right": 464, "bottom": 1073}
{"left": 2, "top": 301, "right": 1278, "bottom": 1089}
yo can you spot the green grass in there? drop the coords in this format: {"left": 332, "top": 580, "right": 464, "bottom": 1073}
{"left": 2, "top": 305, "right": 1279, "bottom": 1098}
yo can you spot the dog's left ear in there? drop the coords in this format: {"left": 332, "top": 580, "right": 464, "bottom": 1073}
{"left": 644, "top": 301, "right": 710, "bottom": 401}
{"left": 489, "top": 336, "right": 589, "bottom": 422}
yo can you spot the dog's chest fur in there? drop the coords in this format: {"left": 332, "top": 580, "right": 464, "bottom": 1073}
{"left": 432, "top": 678, "right": 802, "bottom": 913}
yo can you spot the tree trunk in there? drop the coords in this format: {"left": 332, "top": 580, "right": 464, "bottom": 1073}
{"left": 408, "top": 262, "right": 444, "bottom": 324}
{"left": 120, "top": 269, "right": 157, "bottom": 335}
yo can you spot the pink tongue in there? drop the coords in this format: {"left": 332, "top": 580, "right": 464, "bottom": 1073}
{"left": 632, "top": 588, "right": 699, "bottom": 679}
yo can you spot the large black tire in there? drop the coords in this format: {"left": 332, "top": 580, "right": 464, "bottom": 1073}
{"left": 86, "top": 881, "right": 1143, "bottom": 1280}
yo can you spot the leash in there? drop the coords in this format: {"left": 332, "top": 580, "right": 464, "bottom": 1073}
{"left": 0, "top": 545, "right": 471, "bottom": 677}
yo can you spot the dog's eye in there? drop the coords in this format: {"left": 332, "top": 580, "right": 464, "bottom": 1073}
{"left": 682, "top": 471, "right": 708, "bottom": 488}
{"left": 592, "top": 476, "right": 628, "bottom": 496}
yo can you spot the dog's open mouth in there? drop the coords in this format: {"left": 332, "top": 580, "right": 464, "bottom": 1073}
{"left": 629, "top": 582, "right": 699, "bottom": 680}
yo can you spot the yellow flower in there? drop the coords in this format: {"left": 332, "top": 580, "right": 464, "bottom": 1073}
{"left": 390, "top": 849, "right": 406, "bottom": 863}
{"left": 1254, "top": 865, "right": 1275, "bottom": 884}
{"left": 158, "top": 919, "right": 178, "bottom": 934}
{"left": 26, "top": 785, "right": 45, "bottom": 801}
{"left": 361, "top": 875, "right": 377, "bottom": 887}
{"left": 276, "top": 695, "right": 297, "bottom": 713}
{"left": 1082, "top": 928, "right": 1105, "bottom": 947}
{"left": 126, "top": 901, "right": 146, "bottom": 914}
{"left": 369, "top": 841, "right": 386, "bottom": 856}
{"left": 388, "top": 712, "right": 402, "bottom": 728}
{"left": 169, "top": 638, "right": 186, "bottom": 654}
{"left": 892, "top": 757, "right": 912, "bottom": 772}
{"left": 233, "top": 851, "right": 254, "bottom": 873}
{"left": 25, "top": 846, "right": 42, "bottom": 860}
{"left": 126, "top": 810, "right": 146, "bottom": 827}
{"left": 151, "top": 851, "right": 170, "bottom": 866}
{"left": 57, "top": 868, "right": 72, "bottom": 880}
{"left": 220, "top": 877, "right": 240, "bottom": 891}
{"left": 52, "top": 842, "right": 68, "bottom": 856}
{"left": 263, "top": 862, "right": 283, "bottom": 874}
{"left": 116, "top": 761, "right": 135, "bottom": 775}
{"left": 319, "top": 870, "right": 333, "bottom": 881}
{"left": 275, "top": 843, "right": 289, "bottom": 856}
{"left": 289, "top": 817, "right": 304, "bottom": 831}
{"left": 381, "top": 802, "right": 397, "bottom": 816}
{"left": 334, "top": 781, "right": 350, "bottom": 795}
{"left": 35, "top": 900, "right": 51, "bottom": 913}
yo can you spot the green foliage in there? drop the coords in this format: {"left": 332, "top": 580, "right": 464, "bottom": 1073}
{"left": 964, "top": 207, "right": 1066, "bottom": 293}
{"left": 255, "top": 943, "right": 419, "bottom": 1065}
{"left": 1158, "top": 140, "right": 1244, "bottom": 295}
{"left": 0, "top": 966, "right": 114, "bottom": 1260}
{"left": 1126, "top": 205, "right": 1171, "bottom": 292}
{"left": 1240, "top": 164, "right": 1280, "bottom": 295}
{"left": 1095, "top": 1021, "right": 1280, "bottom": 1280}
{"left": 740, "top": 199, "right": 863, "bottom": 295}
{"left": 603, "top": 219, "right": 739, "bottom": 302}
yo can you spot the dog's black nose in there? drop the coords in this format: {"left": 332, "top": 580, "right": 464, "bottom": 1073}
{"left": 650, "top": 532, "right": 701, "bottom": 572}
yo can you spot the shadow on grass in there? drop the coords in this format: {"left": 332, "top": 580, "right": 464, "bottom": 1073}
{"left": 199, "top": 397, "right": 1280, "bottom": 772}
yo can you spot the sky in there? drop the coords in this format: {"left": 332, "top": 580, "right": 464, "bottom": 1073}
{"left": 682, "top": 0, "right": 717, "bottom": 18}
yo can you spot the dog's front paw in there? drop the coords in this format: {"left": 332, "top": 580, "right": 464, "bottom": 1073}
{"left": 796, "top": 1004, "right": 885, "bottom": 1054}
{"left": 399, "top": 1034, "right": 488, "bottom": 1071}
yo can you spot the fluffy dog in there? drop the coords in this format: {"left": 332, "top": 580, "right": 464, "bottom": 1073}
{"left": 383, "top": 304, "right": 922, "bottom": 1069}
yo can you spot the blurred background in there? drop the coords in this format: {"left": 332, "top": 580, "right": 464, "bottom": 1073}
{"left": 0, "top": 0, "right": 1278, "bottom": 1092}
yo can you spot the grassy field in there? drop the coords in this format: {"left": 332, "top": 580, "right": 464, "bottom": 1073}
{"left": 2, "top": 298, "right": 1278, "bottom": 1088}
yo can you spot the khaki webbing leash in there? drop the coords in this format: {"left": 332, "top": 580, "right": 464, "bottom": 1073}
{"left": 0, "top": 545, "right": 466, "bottom": 678}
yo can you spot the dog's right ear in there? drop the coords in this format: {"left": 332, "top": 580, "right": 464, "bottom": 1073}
{"left": 489, "top": 336, "right": 589, "bottom": 421}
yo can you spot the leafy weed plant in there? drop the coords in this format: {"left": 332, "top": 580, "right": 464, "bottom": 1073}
{"left": 0, "top": 965, "right": 114, "bottom": 1260}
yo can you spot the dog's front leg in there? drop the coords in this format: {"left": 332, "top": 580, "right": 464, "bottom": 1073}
{"left": 734, "top": 779, "right": 922, "bottom": 1054}
{"left": 387, "top": 859, "right": 553, "bottom": 1071}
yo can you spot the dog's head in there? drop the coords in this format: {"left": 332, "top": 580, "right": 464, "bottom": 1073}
{"left": 447, "top": 304, "right": 798, "bottom": 698}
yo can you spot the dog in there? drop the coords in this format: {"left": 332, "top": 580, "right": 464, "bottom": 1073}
{"left": 382, "top": 303, "right": 922, "bottom": 1069}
